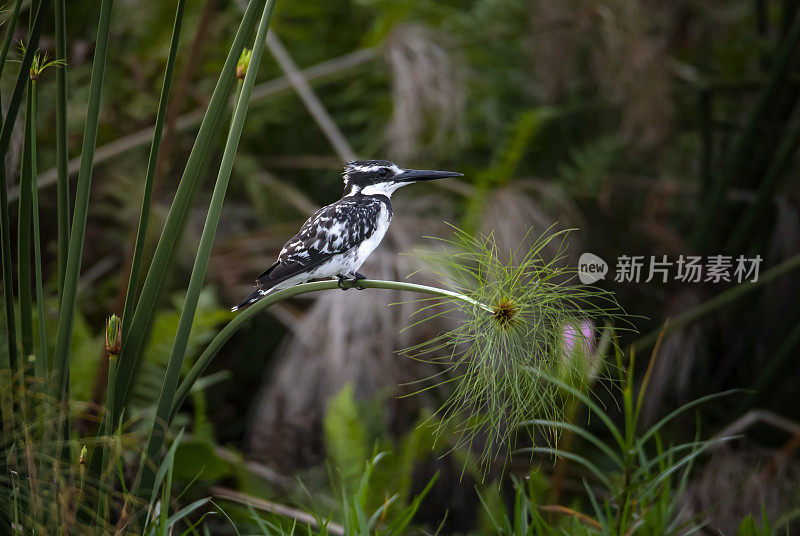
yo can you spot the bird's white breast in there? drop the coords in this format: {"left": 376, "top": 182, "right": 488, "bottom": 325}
{"left": 352, "top": 202, "right": 391, "bottom": 271}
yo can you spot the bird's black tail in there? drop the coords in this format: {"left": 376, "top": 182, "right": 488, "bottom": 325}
{"left": 231, "top": 287, "right": 269, "bottom": 312}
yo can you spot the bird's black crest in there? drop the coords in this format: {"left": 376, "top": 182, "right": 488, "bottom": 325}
{"left": 344, "top": 159, "right": 395, "bottom": 170}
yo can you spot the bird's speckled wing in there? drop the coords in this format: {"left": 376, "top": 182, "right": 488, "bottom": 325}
{"left": 255, "top": 196, "right": 385, "bottom": 288}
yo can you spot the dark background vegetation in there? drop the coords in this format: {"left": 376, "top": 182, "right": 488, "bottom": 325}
{"left": 2, "top": 0, "right": 800, "bottom": 533}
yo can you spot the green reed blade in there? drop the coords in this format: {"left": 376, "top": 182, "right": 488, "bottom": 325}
{"left": 120, "top": 0, "right": 186, "bottom": 342}
{"left": 0, "top": 0, "right": 50, "bottom": 371}
{"left": 111, "top": 0, "right": 265, "bottom": 425}
{"left": 52, "top": 0, "right": 113, "bottom": 397}
{"left": 0, "top": 0, "right": 26, "bottom": 370}
{"left": 0, "top": 1, "right": 49, "bottom": 155}
{"left": 0, "top": 0, "right": 23, "bottom": 77}
{"left": 0, "top": 164, "right": 14, "bottom": 370}
{"left": 17, "top": 89, "right": 33, "bottom": 359}
{"left": 630, "top": 252, "right": 800, "bottom": 353}
{"left": 137, "top": 0, "right": 277, "bottom": 500}
{"left": 54, "top": 0, "right": 69, "bottom": 294}
{"left": 692, "top": 12, "right": 800, "bottom": 248}
{"left": 30, "top": 80, "right": 47, "bottom": 381}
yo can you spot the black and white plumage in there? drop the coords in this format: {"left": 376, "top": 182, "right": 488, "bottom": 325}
{"left": 232, "top": 160, "right": 462, "bottom": 311}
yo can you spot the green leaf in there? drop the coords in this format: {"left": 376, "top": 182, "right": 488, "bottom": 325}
{"left": 17, "top": 87, "right": 34, "bottom": 358}
{"left": 29, "top": 81, "right": 48, "bottom": 381}
{"left": 324, "top": 384, "right": 369, "bottom": 491}
{"left": 146, "top": 428, "right": 185, "bottom": 519}
{"left": 171, "top": 439, "right": 231, "bottom": 482}
{"left": 738, "top": 514, "right": 759, "bottom": 536}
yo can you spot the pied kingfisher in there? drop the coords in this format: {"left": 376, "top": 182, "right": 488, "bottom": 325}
{"left": 232, "top": 160, "right": 462, "bottom": 311}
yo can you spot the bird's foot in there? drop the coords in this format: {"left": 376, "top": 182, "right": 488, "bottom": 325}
{"left": 352, "top": 272, "right": 367, "bottom": 290}
{"left": 337, "top": 275, "right": 349, "bottom": 291}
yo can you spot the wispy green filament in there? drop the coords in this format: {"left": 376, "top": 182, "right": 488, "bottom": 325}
{"left": 405, "top": 227, "right": 624, "bottom": 469}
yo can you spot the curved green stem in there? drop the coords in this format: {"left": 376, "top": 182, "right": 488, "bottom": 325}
{"left": 170, "top": 279, "right": 489, "bottom": 418}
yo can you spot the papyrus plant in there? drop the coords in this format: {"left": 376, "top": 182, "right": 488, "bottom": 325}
{"left": 403, "top": 227, "right": 624, "bottom": 468}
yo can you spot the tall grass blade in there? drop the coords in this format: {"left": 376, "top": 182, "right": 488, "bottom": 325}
{"left": 517, "top": 447, "right": 613, "bottom": 490}
{"left": 18, "top": 89, "right": 34, "bottom": 358}
{"left": 526, "top": 368, "right": 627, "bottom": 450}
{"left": 0, "top": 162, "right": 14, "bottom": 370}
{"left": 582, "top": 480, "right": 610, "bottom": 535}
{"left": 526, "top": 419, "right": 623, "bottom": 468}
{"left": 30, "top": 79, "right": 47, "bottom": 381}
{"left": 52, "top": 0, "right": 114, "bottom": 397}
{"left": 54, "top": 0, "right": 69, "bottom": 294}
{"left": 641, "top": 440, "right": 727, "bottom": 497}
{"left": 0, "top": 0, "right": 49, "bottom": 155}
{"left": 138, "top": 0, "right": 277, "bottom": 498}
{"left": 112, "top": 0, "right": 265, "bottom": 421}
{"left": 96, "top": 350, "right": 117, "bottom": 522}
{"left": 632, "top": 437, "right": 730, "bottom": 482}
{"left": 120, "top": 0, "right": 186, "bottom": 341}
{"left": 726, "top": 107, "right": 800, "bottom": 252}
{"left": 634, "top": 324, "right": 666, "bottom": 427}
{"left": 164, "top": 497, "right": 211, "bottom": 528}
{"left": 0, "top": 0, "right": 23, "bottom": 76}
{"left": 144, "top": 429, "right": 184, "bottom": 529}
{"left": 633, "top": 389, "right": 740, "bottom": 450}
{"left": 0, "top": 0, "right": 25, "bottom": 370}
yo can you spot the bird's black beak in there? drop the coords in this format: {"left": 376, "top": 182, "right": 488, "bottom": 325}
{"left": 393, "top": 169, "right": 463, "bottom": 183}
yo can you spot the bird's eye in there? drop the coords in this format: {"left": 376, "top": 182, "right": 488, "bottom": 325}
{"left": 379, "top": 168, "right": 389, "bottom": 177}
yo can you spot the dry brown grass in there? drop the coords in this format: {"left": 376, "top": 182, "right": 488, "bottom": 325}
{"left": 592, "top": 0, "right": 673, "bottom": 149}
{"left": 530, "top": 0, "right": 674, "bottom": 149}
{"left": 384, "top": 24, "right": 467, "bottom": 160}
